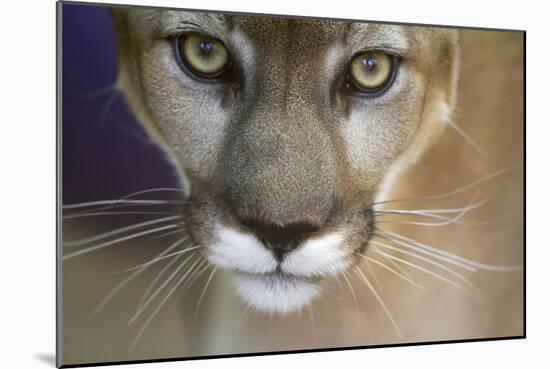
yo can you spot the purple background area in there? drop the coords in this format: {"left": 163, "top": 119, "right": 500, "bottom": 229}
{"left": 62, "top": 4, "right": 177, "bottom": 204}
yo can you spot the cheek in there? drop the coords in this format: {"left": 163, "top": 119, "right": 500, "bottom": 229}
{"left": 139, "top": 46, "right": 231, "bottom": 178}
{"left": 341, "top": 77, "right": 426, "bottom": 183}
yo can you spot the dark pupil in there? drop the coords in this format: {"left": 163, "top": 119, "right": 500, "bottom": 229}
{"left": 362, "top": 57, "right": 377, "bottom": 70}
{"left": 199, "top": 41, "right": 214, "bottom": 55}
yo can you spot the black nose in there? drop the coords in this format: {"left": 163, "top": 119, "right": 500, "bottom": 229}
{"left": 241, "top": 219, "right": 320, "bottom": 260}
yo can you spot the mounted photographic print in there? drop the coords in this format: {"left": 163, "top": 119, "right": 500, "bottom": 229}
{"left": 57, "top": 1, "right": 525, "bottom": 367}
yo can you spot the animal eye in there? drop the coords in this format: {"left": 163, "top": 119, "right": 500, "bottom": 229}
{"left": 347, "top": 51, "right": 397, "bottom": 94}
{"left": 177, "top": 34, "right": 230, "bottom": 79}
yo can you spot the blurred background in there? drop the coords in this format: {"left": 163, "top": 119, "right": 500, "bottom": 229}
{"left": 61, "top": 3, "right": 524, "bottom": 366}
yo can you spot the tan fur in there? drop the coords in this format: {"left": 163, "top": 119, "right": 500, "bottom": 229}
{"left": 111, "top": 9, "right": 459, "bottom": 265}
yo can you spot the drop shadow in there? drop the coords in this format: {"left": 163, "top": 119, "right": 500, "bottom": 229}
{"left": 34, "top": 353, "right": 56, "bottom": 367}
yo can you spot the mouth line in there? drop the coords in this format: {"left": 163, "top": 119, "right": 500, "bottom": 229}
{"left": 235, "top": 269, "right": 321, "bottom": 284}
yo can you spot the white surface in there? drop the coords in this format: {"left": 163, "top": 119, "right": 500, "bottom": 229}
{"left": 0, "top": 0, "right": 546, "bottom": 368}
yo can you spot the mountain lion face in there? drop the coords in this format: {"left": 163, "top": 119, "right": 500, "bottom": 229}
{"left": 111, "top": 9, "right": 459, "bottom": 313}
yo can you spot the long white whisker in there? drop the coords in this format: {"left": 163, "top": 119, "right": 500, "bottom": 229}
{"left": 89, "top": 188, "right": 186, "bottom": 214}
{"left": 341, "top": 270, "right": 359, "bottom": 314}
{"left": 129, "top": 254, "right": 199, "bottom": 325}
{"left": 152, "top": 227, "right": 188, "bottom": 240}
{"left": 89, "top": 237, "right": 188, "bottom": 316}
{"left": 178, "top": 260, "right": 210, "bottom": 295}
{"left": 355, "top": 268, "right": 402, "bottom": 338}
{"left": 374, "top": 234, "right": 476, "bottom": 272}
{"left": 98, "top": 88, "right": 121, "bottom": 127}
{"left": 371, "top": 240, "right": 475, "bottom": 288}
{"left": 318, "top": 284, "right": 344, "bottom": 302}
{"left": 194, "top": 268, "right": 217, "bottom": 320}
{"left": 377, "top": 197, "right": 487, "bottom": 227}
{"left": 373, "top": 164, "right": 521, "bottom": 205}
{"left": 376, "top": 211, "right": 459, "bottom": 222}
{"left": 381, "top": 230, "right": 522, "bottom": 272}
{"left": 64, "top": 215, "right": 183, "bottom": 247}
{"left": 235, "top": 304, "right": 253, "bottom": 332}
{"left": 136, "top": 254, "right": 185, "bottom": 310}
{"left": 85, "top": 83, "right": 118, "bottom": 98}
{"left": 370, "top": 248, "right": 470, "bottom": 292}
{"left": 63, "top": 211, "right": 175, "bottom": 220}
{"left": 380, "top": 210, "right": 521, "bottom": 228}
{"left": 360, "top": 254, "right": 427, "bottom": 290}
{"left": 63, "top": 224, "right": 179, "bottom": 261}
{"left": 306, "top": 304, "right": 318, "bottom": 340}
{"left": 378, "top": 202, "right": 488, "bottom": 215}
{"left": 113, "top": 245, "right": 199, "bottom": 274}
{"left": 63, "top": 199, "right": 182, "bottom": 210}
{"left": 386, "top": 257, "right": 413, "bottom": 280}
{"left": 130, "top": 256, "right": 199, "bottom": 349}
{"left": 446, "top": 119, "right": 487, "bottom": 157}
{"left": 333, "top": 274, "right": 344, "bottom": 297}
{"left": 364, "top": 258, "right": 381, "bottom": 290}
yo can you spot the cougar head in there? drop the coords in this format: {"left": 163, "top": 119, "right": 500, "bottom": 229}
{"left": 111, "top": 9, "right": 459, "bottom": 314}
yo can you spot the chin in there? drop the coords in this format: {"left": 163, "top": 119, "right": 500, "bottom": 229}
{"left": 233, "top": 272, "right": 322, "bottom": 314}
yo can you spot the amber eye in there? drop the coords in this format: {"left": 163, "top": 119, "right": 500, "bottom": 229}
{"left": 347, "top": 51, "right": 396, "bottom": 94}
{"left": 177, "top": 34, "right": 230, "bottom": 79}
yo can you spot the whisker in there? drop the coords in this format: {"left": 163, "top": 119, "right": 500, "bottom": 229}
{"left": 376, "top": 197, "right": 487, "bottom": 227}
{"left": 178, "top": 260, "right": 210, "bottom": 296}
{"left": 371, "top": 240, "right": 475, "bottom": 288}
{"left": 85, "top": 188, "right": 187, "bottom": 214}
{"left": 355, "top": 268, "right": 402, "bottom": 338}
{"left": 318, "top": 285, "right": 345, "bottom": 302}
{"left": 376, "top": 202, "right": 487, "bottom": 215}
{"left": 64, "top": 187, "right": 187, "bottom": 220}
{"left": 194, "top": 268, "right": 217, "bottom": 320}
{"left": 84, "top": 83, "right": 118, "bottom": 98}
{"left": 381, "top": 229, "right": 522, "bottom": 272}
{"left": 235, "top": 304, "right": 253, "bottom": 332}
{"left": 364, "top": 258, "right": 381, "bottom": 290}
{"left": 63, "top": 211, "right": 175, "bottom": 220}
{"left": 167, "top": 260, "right": 208, "bottom": 308}
{"left": 306, "top": 304, "right": 318, "bottom": 340}
{"left": 115, "top": 244, "right": 199, "bottom": 275}
{"left": 360, "top": 254, "right": 427, "bottom": 290}
{"left": 152, "top": 227, "right": 188, "bottom": 240}
{"left": 64, "top": 215, "right": 183, "bottom": 247}
{"left": 374, "top": 232, "right": 477, "bottom": 272}
{"left": 372, "top": 164, "right": 521, "bottom": 206}
{"left": 89, "top": 237, "right": 188, "bottom": 317}
{"left": 375, "top": 211, "right": 459, "bottom": 222}
{"left": 130, "top": 256, "right": 201, "bottom": 349}
{"left": 333, "top": 274, "right": 345, "bottom": 297}
{"left": 62, "top": 224, "right": 179, "bottom": 261}
{"left": 63, "top": 199, "right": 182, "bottom": 210}
{"left": 386, "top": 257, "right": 413, "bottom": 280}
{"left": 370, "top": 247, "right": 470, "bottom": 292}
{"left": 136, "top": 254, "right": 185, "bottom": 310}
{"left": 98, "top": 88, "right": 121, "bottom": 127}
{"left": 446, "top": 118, "right": 487, "bottom": 157}
{"left": 128, "top": 254, "right": 199, "bottom": 325}
{"left": 341, "top": 270, "right": 359, "bottom": 314}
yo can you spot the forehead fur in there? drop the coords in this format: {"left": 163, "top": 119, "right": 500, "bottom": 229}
{"left": 115, "top": 9, "right": 455, "bottom": 53}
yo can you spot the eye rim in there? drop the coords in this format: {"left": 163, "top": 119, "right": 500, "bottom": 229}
{"left": 345, "top": 50, "right": 399, "bottom": 97}
{"left": 175, "top": 33, "right": 233, "bottom": 82}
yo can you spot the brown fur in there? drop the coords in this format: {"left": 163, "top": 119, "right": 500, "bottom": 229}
{"left": 111, "top": 9, "right": 458, "bottom": 267}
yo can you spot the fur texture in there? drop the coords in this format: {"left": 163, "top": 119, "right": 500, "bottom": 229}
{"left": 111, "top": 9, "right": 458, "bottom": 313}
